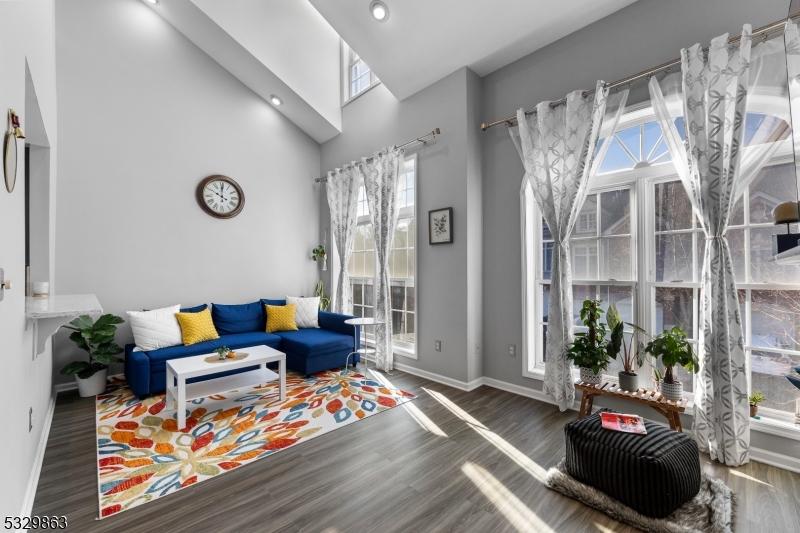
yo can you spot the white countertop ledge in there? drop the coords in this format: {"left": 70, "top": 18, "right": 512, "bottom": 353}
{"left": 25, "top": 294, "right": 103, "bottom": 319}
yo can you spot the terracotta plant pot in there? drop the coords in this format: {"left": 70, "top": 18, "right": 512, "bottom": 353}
{"left": 660, "top": 380, "right": 684, "bottom": 401}
{"left": 618, "top": 371, "right": 639, "bottom": 392}
{"left": 580, "top": 367, "right": 602, "bottom": 385}
{"left": 75, "top": 368, "right": 108, "bottom": 398}
{"left": 750, "top": 404, "right": 758, "bottom": 418}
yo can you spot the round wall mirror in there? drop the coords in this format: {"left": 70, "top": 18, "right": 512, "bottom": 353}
{"left": 3, "top": 131, "right": 17, "bottom": 193}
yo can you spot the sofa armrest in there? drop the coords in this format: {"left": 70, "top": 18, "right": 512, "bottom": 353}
{"left": 124, "top": 344, "right": 152, "bottom": 398}
{"left": 318, "top": 311, "right": 360, "bottom": 341}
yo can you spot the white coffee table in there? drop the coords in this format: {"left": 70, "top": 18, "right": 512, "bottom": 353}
{"left": 165, "top": 344, "right": 286, "bottom": 429}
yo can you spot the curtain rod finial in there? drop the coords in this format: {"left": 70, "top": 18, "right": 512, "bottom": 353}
{"left": 480, "top": 123, "right": 488, "bottom": 131}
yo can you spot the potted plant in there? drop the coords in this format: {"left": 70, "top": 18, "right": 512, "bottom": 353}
{"left": 60, "top": 314, "right": 125, "bottom": 397}
{"left": 311, "top": 245, "right": 327, "bottom": 271}
{"left": 566, "top": 299, "right": 613, "bottom": 385}
{"left": 606, "top": 304, "right": 646, "bottom": 392}
{"left": 316, "top": 280, "right": 331, "bottom": 311}
{"left": 214, "top": 346, "right": 230, "bottom": 360}
{"left": 749, "top": 391, "right": 765, "bottom": 418}
{"left": 643, "top": 326, "right": 699, "bottom": 401}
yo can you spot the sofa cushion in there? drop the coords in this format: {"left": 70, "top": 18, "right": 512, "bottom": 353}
{"left": 274, "top": 328, "right": 354, "bottom": 357}
{"left": 286, "top": 296, "right": 320, "bottom": 328}
{"left": 261, "top": 298, "right": 286, "bottom": 307}
{"left": 181, "top": 303, "right": 208, "bottom": 313}
{"left": 145, "top": 332, "right": 282, "bottom": 374}
{"left": 127, "top": 304, "right": 183, "bottom": 351}
{"left": 211, "top": 301, "right": 265, "bottom": 335}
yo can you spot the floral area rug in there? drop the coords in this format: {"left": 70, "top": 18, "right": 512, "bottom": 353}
{"left": 95, "top": 369, "right": 415, "bottom": 518}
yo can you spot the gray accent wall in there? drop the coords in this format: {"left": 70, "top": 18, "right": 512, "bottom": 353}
{"left": 319, "top": 67, "right": 484, "bottom": 383}
{"left": 54, "top": 0, "right": 322, "bottom": 383}
{"left": 480, "top": 0, "right": 799, "bottom": 458}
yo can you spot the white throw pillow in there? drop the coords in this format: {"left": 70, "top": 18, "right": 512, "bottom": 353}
{"left": 127, "top": 304, "right": 183, "bottom": 351}
{"left": 285, "top": 296, "right": 320, "bottom": 329}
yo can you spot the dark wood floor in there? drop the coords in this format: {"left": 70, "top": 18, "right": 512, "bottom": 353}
{"left": 33, "top": 369, "right": 800, "bottom": 532}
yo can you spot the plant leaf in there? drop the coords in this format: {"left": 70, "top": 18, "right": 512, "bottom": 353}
{"left": 69, "top": 331, "right": 91, "bottom": 352}
{"left": 94, "top": 314, "right": 124, "bottom": 328}
{"left": 69, "top": 315, "right": 94, "bottom": 330}
{"left": 61, "top": 361, "right": 91, "bottom": 375}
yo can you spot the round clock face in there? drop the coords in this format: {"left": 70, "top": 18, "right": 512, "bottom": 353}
{"left": 196, "top": 175, "right": 244, "bottom": 218}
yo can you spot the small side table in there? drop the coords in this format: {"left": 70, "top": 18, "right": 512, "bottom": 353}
{"left": 344, "top": 317, "right": 386, "bottom": 372}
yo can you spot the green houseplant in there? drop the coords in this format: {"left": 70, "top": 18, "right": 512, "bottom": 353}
{"left": 316, "top": 280, "right": 331, "bottom": 311}
{"left": 311, "top": 245, "right": 327, "bottom": 271}
{"left": 606, "top": 304, "right": 646, "bottom": 392}
{"left": 643, "top": 326, "right": 699, "bottom": 401}
{"left": 60, "top": 314, "right": 125, "bottom": 397}
{"left": 566, "top": 300, "right": 614, "bottom": 385}
{"left": 749, "top": 391, "right": 765, "bottom": 418}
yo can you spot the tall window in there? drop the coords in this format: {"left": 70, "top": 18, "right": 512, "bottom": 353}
{"left": 348, "top": 156, "right": 416, "bottom": 355}
{"left": 342, "top": 41, "right": 379, "bottom": 104}
{"left": 523, "top": 111, "right": 800, "bottom": 420}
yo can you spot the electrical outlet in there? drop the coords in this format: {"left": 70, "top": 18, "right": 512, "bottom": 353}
{"left": 475, "top": 343, "right": 480, "bottom": 355}
{"left": 29, "top": 407, "right": 33, "bottom": 432}
{"left": 435, "top": 340, "right": 441, "bottom": 352}
{"left": 508, "top": 344, "right": 516, "bottom": 357}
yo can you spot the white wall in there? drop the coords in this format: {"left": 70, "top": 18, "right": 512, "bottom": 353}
{"left": 320, "top": 68, "right": 483, "bottom": 383}
{"left": 54, "top": 0, "right": 323, "bottom": 382}
{"left": 0, "top": 0, "right": 58, "bottom": 518}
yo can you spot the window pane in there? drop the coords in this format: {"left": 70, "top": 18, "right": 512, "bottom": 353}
{"left": 573, "top": 194, "right": 597, "bottom": 237}
{"left": 394, "top": 221, "right": 408, "bottom": 248}
{"left": 394, "top": 250, "right": 408, "bottom": 278}
{"left": 365, "top": 250, "right": 375, "bottom": 278}
{"left": 407, "top": 249, "right": 414, "bottom": 278}
{"left": 655, "top": 181, "right": 693, "bottom": 231}
{"left": 392, "top": 311, "right": 404, "bottom": 336}
{"left": 601, "top": 236, "right": 632, "bottom": 280}
{"left": 598, "top": 285, "right": 634, "bottom": 325}
{"left": 364, "top": 283, "right": 373, "bottom": 308}
{"left": 598, "top": 137, "right": 635, "bottom": 173}
{"left": 571, "top": 240, "right": 598, "bottom": 279}
{"left": 391, "top": 284, "right": 405, "bottom": 311}
{"left": 355, "top": 225, "right": 365, "bottom": 251}
{"left": 751, "top": 350, "right": 800, "bottom": 413}
{"left": 750, "top": 226, "right": 800, "bottom": 283}
{"left": 542, "top": 284, "right": 551, "bottom": 321}
{"left": 749, "top": 163, "right": 797, "bottom": 224}
{"left": 347, "top": 253, "right": 356, "bottom": 277}
{"left": 406, "top": 187, "right": 415, "bottom": 207}
{"left": 406, "top": 287, "right": 415, "bottom": 313}
{"left": 365, "top": 224, "right": 375, "bottom": 250}
{"left": 354, "top": 252, "right": 365, "bottom": 278}
{"left": 408, "top": 218, "right": 415, "bottom": 247}
{"left": 729, "top": 195, "right": 744, "bottom": 226}
{"left": 407, "top": 312, "right": 415, "bottom": 336}
{"left": 542, "top": 324, "right": 548, "bottom": 363}
{"left": 616, "top": 125, "right": 641, "bottom": 162}
{"left": 353, "top": 283, "right": 362, "bottom": 305}
{"left": 601, "top": 189, "right": 630, "bottom": 236}
{"left": 655, "top": 233, "right": 693, "bottom": 282}
{"left": 542, "top": 218, "right": 553, "bottom": 241}
{"left": 643, "top": 122, "right": 662, "bottom": 161}
{"left": 726, "top": 228, "right": 746, "bottom": 282}
{"left": 572, "top": 285, "right": 595, "bottom": 326}
{"left": 364, "top": 305, "right": 373, "bottom": 318}
{"left": 542, "top": 242, "right": 554, "bottom": 280}
{"left": 751, "top": 290, "right": 800, "bottom": 352}
{"left": 655, "top": 287, "right": 695, "bottom": 338}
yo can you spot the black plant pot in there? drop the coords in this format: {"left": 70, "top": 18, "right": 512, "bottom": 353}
{"left": 618, "top": 371, "right": 639, "bottom": 392}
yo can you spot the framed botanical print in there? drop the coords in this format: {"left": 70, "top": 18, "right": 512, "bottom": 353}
{"left": 429, "top": 207, "right": 453, "bottom": 244}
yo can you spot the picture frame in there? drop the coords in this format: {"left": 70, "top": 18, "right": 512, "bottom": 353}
{"left": 429, "top": 207, "right": 453, "bottom": 244}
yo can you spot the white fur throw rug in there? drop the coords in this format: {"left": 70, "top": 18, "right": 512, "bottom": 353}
{"left": 546, "top": 459, "right": 736, "bottom": 533}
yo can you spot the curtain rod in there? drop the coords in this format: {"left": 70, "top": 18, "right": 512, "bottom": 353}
{"left": 480, "top": 13, "right": 800, "bottom": 132}
{"left": 315, "top": 128, "right": 441, "bottom": 183}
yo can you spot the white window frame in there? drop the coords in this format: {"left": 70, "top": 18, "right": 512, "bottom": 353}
{"left": 520, "top": 110, "right": 800, "bottom": 430}
{"left": 347, "top": 154, "right": 418, "bottom": 359}
{"left": 341, "top": 40, "right": 380, "bottom": 106}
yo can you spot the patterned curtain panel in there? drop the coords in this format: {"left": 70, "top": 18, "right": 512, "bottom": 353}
{"left": 510, "top": 81, "right": 614, "bottom": 411}
{"left": 363, "top": 147, "right": 405, "bottom": 372}
{"left": 326, "top": 166, "right": 360, "bottom": 314}
{"left": 649, "top": 26, "right": 758, "bottom": 467}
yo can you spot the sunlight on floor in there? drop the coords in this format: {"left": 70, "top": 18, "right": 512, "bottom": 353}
{"left": 368, "top": 369, "right": 448, "bottom": 437}
{"left": 424, "top": 387, "right": 548, "bottom": 483}
{"left": 462, "top": 462, "right": 555, "bottom": 533}
{"left": 729, "top": 469, "right": 772, "bottom": 486}
{"left": 593, "top": 523, "right": 617, "bottom": 533}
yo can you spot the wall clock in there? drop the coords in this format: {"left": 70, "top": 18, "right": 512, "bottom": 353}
{"left": 196, "top": 175, "right": 245, "bottom": 219}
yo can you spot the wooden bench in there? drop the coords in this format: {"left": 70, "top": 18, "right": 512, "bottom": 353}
{"left": 574, "top": 380, "right": 688, "bottom": 432}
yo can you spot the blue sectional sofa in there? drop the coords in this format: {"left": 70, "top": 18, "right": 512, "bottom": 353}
{"left": 124, "top": 300, "right": 359, "bottom": 398}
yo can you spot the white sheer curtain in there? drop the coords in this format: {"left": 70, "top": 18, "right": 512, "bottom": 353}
{"left": 326, "top": 166, "right": 360, "bottom": 314}
{"left": 510, "top": 81, "right": 626, "bottom": 411}
{"left": 363, "top": 147, "right": 405, "bottom": 372}
{"left": 647, "top": 25, "right": 791, "bottom": 466}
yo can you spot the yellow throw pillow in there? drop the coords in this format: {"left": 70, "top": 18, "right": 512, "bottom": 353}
{"left": 265, "top": 303, "right": 298, "bottom": 333}
{"left": 175, "top": 308, "right": 220, "bottom": 345}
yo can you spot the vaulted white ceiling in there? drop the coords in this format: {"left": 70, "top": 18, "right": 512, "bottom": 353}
{"left": 309, "top": 0, "right": 638, "bottom": 101}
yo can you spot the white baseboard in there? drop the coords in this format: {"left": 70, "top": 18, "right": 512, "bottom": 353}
{"left": 750, "top": 446, "right": 800, "bottom": 474}
{"left": 53, "top": 381, "right": 77, "bottom": 394}
{"left": 20, "top": 391, "right": 57, "bottom": 517}
{"left": 392, "top": 362, "right": 483, "bottom": 391}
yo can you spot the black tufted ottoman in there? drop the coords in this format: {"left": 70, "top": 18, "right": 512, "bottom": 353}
{"left": 564, "top": 409, "right": 701, "bottom": 518}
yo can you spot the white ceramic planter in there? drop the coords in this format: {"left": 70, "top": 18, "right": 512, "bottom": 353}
{"left": 580, "top": 367, "right": 602, "bottom": 385}
{"left": 660, "top": 380, "right": 684, "bottom": 401}
{"left": 76, "top": 368, "right": 108, "bottom": 397}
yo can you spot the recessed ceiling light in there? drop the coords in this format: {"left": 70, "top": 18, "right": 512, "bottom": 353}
{"left": 270, "top": 94, "right": 282, "bottom": 106}
{"left": 369, "top": 1, "right": 389, "bottom": 22}
{"left": 144, "top": 0, "right": 159, "bottom": 4}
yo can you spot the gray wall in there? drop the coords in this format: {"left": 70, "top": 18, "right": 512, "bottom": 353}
{"left": 320, "top": 67, "right": 483, "bottom": 383}
{"left": 54, "top": 0, "right": 322, "bottom": 382}
{"left": 481, "top": 0, "right": 799, "bottom": 456}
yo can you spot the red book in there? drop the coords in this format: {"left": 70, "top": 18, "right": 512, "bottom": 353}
{"left": 600, "top": 412, "right": 647, "bottom": 434}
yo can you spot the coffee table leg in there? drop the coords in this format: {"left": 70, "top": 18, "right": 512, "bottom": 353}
{"left": 279, "top": 357, "right": 286, "bottom": 402}
{"left": 177, "top": 376, "right": 186, "bottom": 430}
{"left": 165, "top": 368, "right": 173, "bottom": 409}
